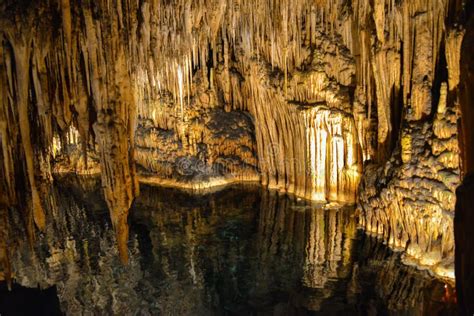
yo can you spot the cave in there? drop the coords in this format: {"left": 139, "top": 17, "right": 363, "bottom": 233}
{"left": 0, "top": 0, "right": 472, "bottom": 314}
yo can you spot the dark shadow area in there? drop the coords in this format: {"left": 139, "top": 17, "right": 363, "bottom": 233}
{"left": 0, "top": 283, "right": 62, "bottom": 316}
{"left": 456, "top": 1, "right": 474, "bottom": 314}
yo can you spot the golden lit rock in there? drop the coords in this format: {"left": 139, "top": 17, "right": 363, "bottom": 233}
{"left": 0, "top": 0, "right": 469, "bottom": 289}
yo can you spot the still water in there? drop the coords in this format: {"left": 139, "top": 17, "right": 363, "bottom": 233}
{"left": 0, "top": 176, "right": 455, "bottom": 315}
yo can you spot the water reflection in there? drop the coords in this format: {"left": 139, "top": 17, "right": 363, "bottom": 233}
{"left": 0, "top": 176, "right": 455, "bottom": 314}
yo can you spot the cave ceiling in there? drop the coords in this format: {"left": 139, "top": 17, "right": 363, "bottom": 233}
{"left": 0, "top": 0, "right": 468, "bottom": 279}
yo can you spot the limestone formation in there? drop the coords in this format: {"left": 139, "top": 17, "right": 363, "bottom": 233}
{"left": 0, "top": 0, "right": 470, "bottom": 282}
{"left": 358, "top": 81, "right": 461, "bottom": 279}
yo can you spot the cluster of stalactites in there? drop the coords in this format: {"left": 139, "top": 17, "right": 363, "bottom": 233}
{"left": 0, "top": 0, "right": 466, "bottom": 263}
{"left": 349, "top": 0, "right": 457, "bottom": 158}
{"left": 218, "top": 41, "right": 362, "bottom": 202}
{"left": 134, "top": 0, "right": 460, "bottom": 164}
{"left": 0, "top": 0, "right": 141, "bottom": 263}
{"left": 303, "top": 107, "right": 362, "bottom": 203}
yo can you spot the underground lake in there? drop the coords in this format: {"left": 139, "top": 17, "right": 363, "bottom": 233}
{"left": 0, "top": 177, "right": 457, "bottom": 315}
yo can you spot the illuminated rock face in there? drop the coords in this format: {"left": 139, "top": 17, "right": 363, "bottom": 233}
{"left": 135, "top": 107, "right": 259, "bottom": 188}
{"left": 358, "top": 103, "right": 460, "bottom": 278}
{"left": 0, "top": 0, "right": 469, "bottom": 276}
{"left": 0, "top": 1, "right": 140, "bottom": 263}
{"left": 356, "top": 0, "right": 465, "bottom": 278}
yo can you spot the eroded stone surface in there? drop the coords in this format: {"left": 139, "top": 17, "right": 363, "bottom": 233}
{"left": 358, "top": 83, "right": 460, "bottom": 278}
{"left": 0, "top": 0, "right": 468, "bottom": 278}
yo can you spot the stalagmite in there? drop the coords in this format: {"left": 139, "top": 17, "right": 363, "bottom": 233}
{"left": 0, "top": 0, "right": 467, "bottom": 278}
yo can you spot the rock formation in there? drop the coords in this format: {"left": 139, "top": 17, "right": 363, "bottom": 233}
{"left": 358, "top": 82, "right": 460, "bottom": 278}
{"left": 1, "top": 180, "right": 455, "bottom": 314}
{"left": 0, "top": 0, "right": 472, "bottom": 288}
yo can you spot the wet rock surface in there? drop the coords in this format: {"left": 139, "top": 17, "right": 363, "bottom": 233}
{"left": 135, "top": 107, "right": 259, "bottom": 187}
{"left": 0, "top": 0, "right": 471, "bottom": 292}
{"left": 358, "top": 89, "right": 460, "bottom": 278}
{"left": 0, "top": 178, "right": 457, "bottom": 315}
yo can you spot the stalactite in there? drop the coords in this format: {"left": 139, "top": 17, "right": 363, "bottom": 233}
{"left": 0, "top": 0, "right": 464, "bottom": 273}
{"left": 445, "top": 28, "right": 465, "bottom": 91}
{"left": 8, "top": 34, "right": 46, "bottom": 231}
{"left": 0, "top": 41, "right": 16, "bottom": 207}
{"left": 410, "top": 12, "right": 434, "bottom": 121}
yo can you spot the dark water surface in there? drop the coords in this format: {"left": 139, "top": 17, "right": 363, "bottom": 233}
{"left": 0, "top": 177, "right": 456, "bottom": 315}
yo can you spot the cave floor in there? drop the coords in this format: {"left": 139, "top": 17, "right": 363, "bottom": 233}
{"left": 0, "top": 178, "right": 457, "bottom": 315}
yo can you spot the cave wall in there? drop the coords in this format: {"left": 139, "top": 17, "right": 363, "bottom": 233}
{"left": 358, "top": 83, "right": 460, "bottom": 278}
{"left": 0, "top": 0, "right": 469, "bottom": 278}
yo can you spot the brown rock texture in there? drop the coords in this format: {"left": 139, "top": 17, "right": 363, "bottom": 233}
{"left": 0, "top": 0, "right": 470, "bottom": 280}
{"left": 135, "top": 105, "right": 259, "bottom": 188}
{"left": 358, "top": 97, "right": 460, "bottom": 278}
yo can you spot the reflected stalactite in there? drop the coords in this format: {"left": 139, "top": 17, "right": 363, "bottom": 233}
{"left": 1, "top": 179, "right": 455, "bottom": 314}
{"left": 255, "top": 189, "right": 357, "bottom": 299}
{"left": 4, "top": 182, "right": 143, "bottom": 314}
{"left": 0, "top": 0, "right": 467, "bottom": 282}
